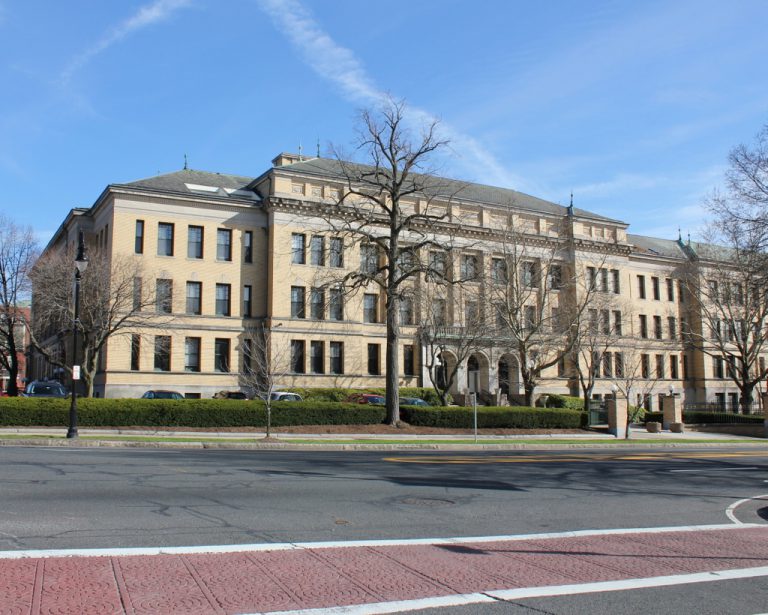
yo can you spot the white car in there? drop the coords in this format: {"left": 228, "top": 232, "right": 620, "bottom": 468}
{"left": 269, "top": 391, "right": 303, "bottom": 402}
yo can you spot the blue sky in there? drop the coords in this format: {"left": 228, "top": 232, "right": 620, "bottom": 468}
{"left": 1, "top": 0, "right": 767, "bottom": 244}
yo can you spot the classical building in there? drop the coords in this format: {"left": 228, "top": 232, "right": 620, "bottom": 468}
{"left": 31, "top": 154, "right": 767, "bottom": 408}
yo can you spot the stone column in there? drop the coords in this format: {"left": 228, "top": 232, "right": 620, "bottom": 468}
{"left": 606, "top": 397, "right": 628, "bottom": 439}
{"left": 762, "top": 393, "right": 768, "bottom": 439}
{"left": 662, "top": 393, "right": 682, "bottom": 430}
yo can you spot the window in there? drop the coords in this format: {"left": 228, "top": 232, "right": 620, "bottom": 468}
{"left": 588, "top": 308, "right": 598, "bottom": 333}
{"left": 655, "top": 354, "right": 665, "bottom": 379}
{"left": 158, "top": 223, "right": 174, "bottom": 256}
{"left": 154, "top": 336, "right": 171, "bottom": 372}
{"left": 639, "top": 314, "right": 648, "bottom": 338}
{"left": 602, "top": 352, "right": 613, "bottom": 377}
{"left": 461, "top": 254, "right": 478, "bottom": 281}
{"left": 310, "top": 236, "right": 325, "bottom": 266}
{"left": 708, "top": 280, "right": 719, "bottom": 300}
{"left": 396, "top": 248, "right": 416, "bottom": 277}
{"left": 612, "top": 269, "right": 620, "bottom": 294}
{"left": 432, "top": 298, "right": 446, "bottom": 325}
{"left": 678, "top": 280, "right": 685, "bottom": 303}
{"left": 404, "top": 345, "right": 415, "bottom": 376}
{"left": 217, "top": 229, "right": 232, "bottom": 261}
{"left": 666, "top": 278, "right": 674, "bottom": 302}
{"left": 188, "top": 225, "right": 203, "bottom": 259}
{"left": 711, "top": 318, "right": 721, "bottom": 340}
{"left": 156, "top": 279, "right": 173, "bottom": 314}
{"left": 668, "top": 317, "right": 677, "bottom": 340}
{"left": 185, "top": 337, "right": 201, "bottom": 372}
{"left": 244, "top": 231, "right": 253, "bottom": 263}
{"left": 428, "top": 251, "right": 447, "bottom": 279}
{"left": 186, "top": 281, "right": 202, "bottom": 315}
{"left": 614, "top": 353, "right": 624, "bottom": 378}
{"left": 524, "top": 305, "right": 536, "bottom": 330}
{"left": 135, "top": 220, "right": 144, "bottom": 254}
{"left": 330, "top": 342, "right": 343, "bottom": 374}
{"left": 291, "top": 233, "right": 306, "bottom": 264}
{"left": 492, "top": 258, "right": 508, "bottom": 284}
{"left": 652, "top": 277, "right": 660, "bottom": 300}
{"left": 310, "top": 288, "right": 325, "bottom": 320}
{"left": 310, "top": 341, "right": 324, "bottom": 374}
{"left": 291, "top": 340, "right": 306, "bottom": 373}
{"left": 215, "top": 284, "right": 231, "bottom": 316}
{"left": 400, "top": 296, "right": 414, "bottom": 325}
{"left": 329, "top": 237, "right": 344, "bottom": 268}
{"left": 242, "top": 338, "right": 253, "bottom": 374}
{"left": 291, "top": 286, "right": 306, "bottom": 319}
{"left": 329, "top": 288, "right": 343, "bottom": 320}
{"left": 653, "top": 315, "right": 662, "bottom": 339}
{"left": 670, "top": 355, "right": 679, "bottom": 380}
{"left": 214, "top": 338, "right": 230, "bottom": 372}
{"left": 133, "top": 277, "right": 142, "bottom": 311}
{"left": 243, "top": 285, "right": 252, "bottom": 318}
{"left": 601, "top": 268, "right": 609, "bottom": 293}
{"left": 130, "top": 335, "right": 140, "bottom": 371}
{"left": 367, "top": 343, "right": 380, "bottom": 375}
{"left": 683, "top": 354, "right": 689, "bottom": 379}
{"left": 714, "top": 392, "right": 726, "bottom": 410}
{"left": 360, "top": 244, "right": 378, "bottom": 274}
{"left": 601, "top": 309, "right": 611, "bottom": 335}
{"left": 521, "top": 261, "right": 538, "bottom": 287}
{"left": 363, "top": 294, "right": 378, "bottom": 323}
{"left": 613, "top": 310, "right": 623, "bottom": 336}
{"left": 549, "top": 264, "right": 563, "bottom": 290}
{"left": 637, "top": 275, "right": 646, "bottom": 299}
{"left": 465, "top": 301, "right": 479, "bottom": 325}
{"left": 587, "top": 267, "right": 596, "bottom": 290}
{"left": 557, "top": 357, "right": 566, "bottom": 377}
{"left": 641, "top": 354, "right": 650, "bottom": 378}
{"left": 713, "top": 356, "right": 724, "bottom": 379}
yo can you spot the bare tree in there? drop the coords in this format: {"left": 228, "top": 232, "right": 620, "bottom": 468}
{"left": 322, "top": 98, "right": 460, "bottom": 424}
{"left": 0, "top": 216, "right": 38, "bottom": 395}
{"left": 29, "top": 246, "right": 160, "bottom": 397}
{"left": 607, "top": 345, "right": 661, "bottom": 438}
{"left": 239, "top": 321, "right": 290, "bottom": 439}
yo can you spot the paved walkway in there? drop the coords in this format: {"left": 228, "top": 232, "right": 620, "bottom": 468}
{"left": 2, "top": 525, "right": 767, "bottom": 614}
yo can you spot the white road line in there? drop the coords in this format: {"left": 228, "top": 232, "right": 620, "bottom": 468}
{"left": 253, "top": 566, "right": 768, "bottom": 615}
{"left": 670, "top": 467, "right": 759, "bottom": 472}
{"left": 0, "top": 523, "right": 762, "bottom": 560}
{"left": 726, "top": 493, "right": 768, "bottom": 524}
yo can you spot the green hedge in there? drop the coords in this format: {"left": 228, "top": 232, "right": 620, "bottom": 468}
{"left": 545, "top": 394, "right": 584, "bottom": 410}
{"left": 282, "top": 387, "right": 450, "bottom": 406}
{"left": 0, "top": 397, "right": 385, "bottom": 428}
{"left": 400, "top": 405, "right": 583, "bottom": 429}
{"left": 645, "top": 410, "right": 764, "bottom": 424}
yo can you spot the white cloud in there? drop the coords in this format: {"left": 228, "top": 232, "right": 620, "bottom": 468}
{"left": 256, "top": 0, "right": 524, "bottom": 189}
{"left": 59, "top": 0, "right": 193, "bottom": 84}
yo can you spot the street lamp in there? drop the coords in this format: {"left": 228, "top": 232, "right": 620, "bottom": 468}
{"left": 611, "top": 383, "right": 619, "bottom": 398}
{"left": 67, "top": 231, "right": 88, "bottom": 439}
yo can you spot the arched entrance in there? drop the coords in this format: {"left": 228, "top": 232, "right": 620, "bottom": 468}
{"left": 467, "top": 352, "right": 490, "bottom": 394}
{"left": 498, "top": 353, "right": 520, "bottom": 397}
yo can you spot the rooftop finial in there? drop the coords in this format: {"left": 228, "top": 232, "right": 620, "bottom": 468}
{"left": 678, "top": 227, "right": 681, "bottom": 241}
{"left": 566, "top": 191, "right": 574, "bottom": 217}
{"left": 316, "top": 137, "right": 321, "bottom": 158}
{"left": 687, "top": 231, "right": 691, "bottom": 245}
{"left": 183, "top": 154, "right": 188, "bottom": 170}
{"left": 298, "top": 141, "right": 303, "bottom": 161}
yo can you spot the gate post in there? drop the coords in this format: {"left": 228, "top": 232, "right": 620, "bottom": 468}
{"left": 662, "top": 390, "right": 682, "bottom": 430}
{"left": 762, "top": 393, "right": 768, "bottom": 439}
{"left": 606, "top": 397, "right": 627, "bottom": 439}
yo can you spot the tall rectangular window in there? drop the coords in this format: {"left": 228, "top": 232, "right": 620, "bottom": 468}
{"left": 655, "top": 354, "right": 665, "bottom": 379}
{"left": 242, "top": 338, "right": 253, "bottom": 374}
{"left": 156, "top": 279, "right": 173, "bottom": 314}
{"left": 215, "top": 284, "right": 231, "bottom": 316}
{"left": 130, "top": 335, "right": 140, "bottom": 371}
{"left": 292, "top": 233, "right": 306, "bottom": 264}
{"left": 243, "top": 285, "right": 252, "bottom": 317}
{"left": 310, "top": 341, "right": 324, "bottom": 374}
{"left": 668, "top": 317, "right": 677, "bottom": 340}
{"left": 400, "top": 296, "right": 414, "bottom": 325}
{"left": 653, "top": 315, "right": 662, "bottom": 339}
{"left": 602, "top": 352, "right": 613, "bottom": 378}
{"left": 158, "top": 222, "right": 174, "bottom": 256}
{"left": 244, "top": 231, "right": 253, "bottom": 263}
{"left": 432, "top": 298, "right": 446, "bottom": 326}
{"left": 154, "top": 336, "right": 171, "bottom": 371}
{"left": 291, "top": 340, "right": 305, "bottom": 373}
{"left": 615, "top": 353, "right": 624, "bottom": 378}
{"left": 641, "top": 354, "right": 650, "bottom": 379}
{"left": 666, "top": 278, "right": 674, "bottom": 301}
{"left": 429, "top": 251, "right": 447, "bottom": 280}
{"left": 214, "top": 338, "right": 230, "bottom": 372}
{"left": 612, "top": 269, "right": 621, "bottom": 294}
{"left": 367, "top": 343, "right": 380, "bottom": 375}
{"left": 670, "top": 355, "right": 679, "bottom": 379}
{"left": 329, "top": 237, "right": 344, "bottom": 268}
{"left": 613, "top": 310, "right": 623, "bottom": 336}
{"left": 403, "top": 345, "right": 415, "bottom": 376}
{"left": 360, "top": 244, "right": 378, "bottom": 274}
{"left": 652, "top": 277, "right": 660, "bottom": 300}
{"left": 521, "top": 261, "right": 538, "bottom": 287}
{"left": 713, "top": 356, "right": 724, "bottom": 378}
{"left": 291, "top": 286, "right": 306, "bottom": 318}
{"left": 548, "top": 264, "right": 562, "bottom": 290}
{"left": 310, "top": 235, "right": 325, "bottom": 266}
{"left": 363, "top": 294, "right": 378, "bottom": 323}
{"left": 329, "top": 288, "right": 343, "bottom": 320}
{"left": 492, "top": 258, "right": 508, "bottom": 284}
{"left": 678, "top": 280, "right": 685, "bottom": 303}
{"left": 133, "top": 277, "right": 142, "bottom": 311}
{"left": 587, "top": 267, "right": 596, "bottom": 290}
{"left": 217, "top": 229, "right": 232, "bottom": 261}
{"left": 637, "top": 275, "right": 646, "bottom": 299}
{"left": 310, "top": 288, "right": 325, "bottom": 320}
{"left": 185, "top": 337, "right": 201, "bottom": 372}
{"left": 135, "top": 220, "right": 144, "bottom": 254}
{"left": 461, "top": 254, "right": 478, "bottom": 281}
{"left": 639, "top": 314, "right": 648, "bottom": 338}
{"left": 683, "top": 354, "right": 689, "bottom": 379}
{"left": 186, "top": 281, "right": 202, "bottom": 315}
{"left": 187, "top": 225, "right": 203, "bottom": 259}
{"left": 330, "top": 341, "right": 343, "bottom": 374}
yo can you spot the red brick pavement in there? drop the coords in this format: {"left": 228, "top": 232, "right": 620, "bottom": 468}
{"left": 1, "top": 526, "right": 767, "bottom": 614}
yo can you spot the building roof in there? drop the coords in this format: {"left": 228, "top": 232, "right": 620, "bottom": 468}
{"left": 627, "top": 234, "right": 688, "bottom": 259}
{"left": 117, "top": 169, "right": 260, "bottom": 201}
{"left": 265, "top": 157, "right": 626, "bottom": 225}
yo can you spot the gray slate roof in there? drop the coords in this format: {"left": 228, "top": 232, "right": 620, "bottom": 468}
{"left": 627, "top": 234, "right": 687, "bottom": 259}
{"left": 268, "top": 157, "right": 625, "bottom": 225}
{"left": 118, "top": 169, "right": 259, "bottom": 200}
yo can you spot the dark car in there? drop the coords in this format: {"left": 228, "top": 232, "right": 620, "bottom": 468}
{"left": 345, "top": 393, "right": 386, "bottom": 405}
{"left": 213, "top": 390, "right": 248, "bottom": 400}
{"left": 22, "top": 380, "right": 68, "bottom": 398}
{"left": 399, "top": 397, "right": 430, "bottom": 407}
{"left": 141, "top": 390, "right": 184, "bottom": 400}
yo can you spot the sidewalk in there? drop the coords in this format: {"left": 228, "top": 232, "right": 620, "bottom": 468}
{"left": 2, "top": 525, "right": 767, "bottom": 614}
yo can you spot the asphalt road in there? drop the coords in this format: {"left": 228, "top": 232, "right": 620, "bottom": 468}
{"left": 1, "top": 446, "right": 766, "bottom": 551}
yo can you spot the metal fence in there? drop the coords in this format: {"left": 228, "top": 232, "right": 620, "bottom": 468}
{"left": 682, "top": 402, "right": 765, "bottom": 421}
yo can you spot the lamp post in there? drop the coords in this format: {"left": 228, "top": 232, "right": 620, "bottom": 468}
{"left": 67, "top": 231, "right": 88, "bottom": 439}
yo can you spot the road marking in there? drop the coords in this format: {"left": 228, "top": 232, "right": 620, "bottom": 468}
{"left": 726, "top": 494, "right": 768, "bottom": 524}
{"left": 254, "top": 566, "right": 768, "bottom": 615}
{"left": 670, "top": 467, "right": 760, "bottom": 472}
{"left": 384, "top": 451, "right": 768, "bottom": 464}
{"left": 0, "top": 523, "right": 760, "bottom": 559}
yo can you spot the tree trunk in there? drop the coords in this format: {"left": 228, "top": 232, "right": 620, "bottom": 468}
{"left": 740, "top": 384, "right": 755, "bottom": 415}
{"left": 265, "top": 400, "right": 272, "bottom": 438}
{"left": 385, "top": 291, "right": 400, "bottom": 425}
{"left": 524, "top": 380, "right": 535, "bottom": 407}
{"left": 6, "top": 360, "right": 19, "bottom": 396}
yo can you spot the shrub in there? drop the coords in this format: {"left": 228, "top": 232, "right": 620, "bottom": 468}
{"left": 545, "top": 394, "right": 584, "bottom": 410}
{"left": 282, "top": 387, "right": 450, "bottom": 405}
{"left": 645, "top": 410, "right": 763, "bottom": 424}
{"left": 400, "top": 405, "right": 583, "bottom": 429}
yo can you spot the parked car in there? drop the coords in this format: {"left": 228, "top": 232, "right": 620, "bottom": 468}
{"left": 399, "top": 397, "right": 430, "bottom": 407}
{"left": 269, "top": 391, "right": 303, "bottom": 402}
{"left": 22, "top": 380, "right": 68, "bottom": 398}
{"left": 345, "top": 393, "right": 386, "bottom": 405}
{"left": 141, "top": 390, "right": 184, "bottom": 400}
{"left": 213, "top": 390, "right": 248, "bottom": 400}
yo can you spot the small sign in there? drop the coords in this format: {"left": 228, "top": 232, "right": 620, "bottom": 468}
{"left": 73, "top": 365, "right": 81, "bottom": 380}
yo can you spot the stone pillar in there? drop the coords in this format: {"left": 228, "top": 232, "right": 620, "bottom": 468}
{"left": 606, "top": 397, "right": 628, "bottom": 439}
{"left": 662, "top": 394, "right": 682, "bottom": 430}
{"left": 762, "top": 393, "right": 768, "bottom": 439}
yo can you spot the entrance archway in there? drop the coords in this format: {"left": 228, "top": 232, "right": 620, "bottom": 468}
{"left": 467, "top": 352, "right": 490, "bottom": 394}
{"left": 498, "top": 353, "right": 520, "bottom": 397}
